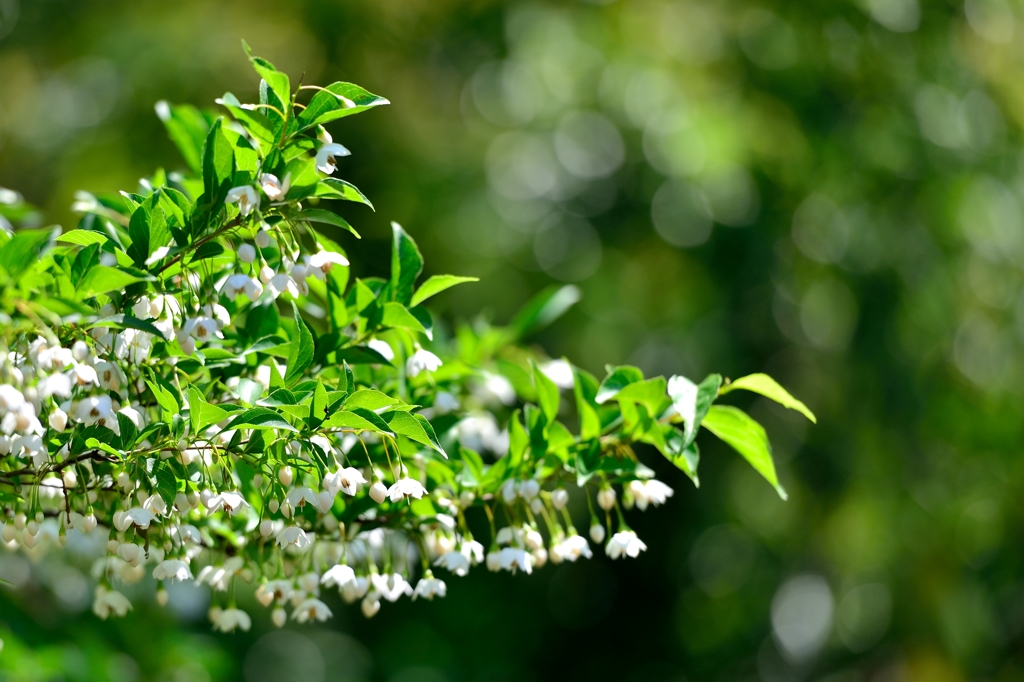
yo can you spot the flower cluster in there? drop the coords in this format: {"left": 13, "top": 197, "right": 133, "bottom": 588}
{"left": 0, "top": 49, "right": 812, "bottom": 631}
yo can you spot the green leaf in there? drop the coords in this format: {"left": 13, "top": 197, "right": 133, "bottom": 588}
{"left": 155, "top": 101, "right": 212, "bottom": 175}
{"left": 721, "top": 373, "right": 817, "bottom": 423}
{"left": 153, "top": 460, "right": 179, "bottom": 508}
{"left": 202, "top": 118, "right": 235, "bottom": 204}
{"left": 701, "top": 405, "right": 786, "bottom": 499}
{"left": 343, "top": 389, "right": 401, "bottom": 412}
{"left": 388, "top": 222, "right": 423, "bottom": 305}
{"left": 88, "top": 314, "right": 167, "bottom": 339}
{"left": 572, "top": 366, "right": 601, "bottom": 440}
{"left": 409, "top": 275, "right": 479, "bottom": 308}
{"left": 379, "top": 302, "right": 426, "bottom": 334}
{"left": 295, "top": 81, "right": 390, "bottom": 132}
{"left": 381, "top": 411, "right": 447, "bottom": 457}
{"left": 508, "top": 410, "right": 529, "bottom": 468}
{"left": 243, "top": 46, "right": 291, "bottom": 113}
{"left": 79, "top": 266, "right": 149, "bottom": 298}
{"left": 309, "top": 380, "right": 328, "bottom": 426}
{"left": 508, "top": 284, "right": 580, "bottom": 340}
{"left": 284, "top": 302, "right": 314, "bottom": 386}
{"left": 235, "top": 378, "right": 264, "bottom": 406}
{"left": 315, "top": 178, "right": 373, "bottom": 208}
{"left": 668, "top": 373, "right": 722, "bottom": 447}
{"left": 531, "top": 360, "right": 560, "bottom": 426}
{"left": 55, "top": 229, "right": 109, "bottom": 248}
{"left": 321, "top": 409, "right": 390, "bottom": 435}
{"left": 146, "top": 379, "right": 179, "bottom": 417}
{"left": 299, "top": 209, "right": 360, "bottom": 238}
{"left": 657, "top": 426, "right": 700, "bottom": 486}
{"left": 614, "top": 377, "right": 669, "bottom": 416}
{"left": 189, "top": 387, "right": 229, "bottom": 435}
{"left": 222, "top": 407, "right": 296, "bottom": 432}
{"left": 126, "top": 194, "right": 168, "bottom": 266}
{"left": 217, "top": 92, "right": 276, "bottom": 154}
{"left": 595, "top": 365, "right": 645, "bottom": 404}
{"left": 115, "top": 413, "right": 139, "bottom": 452}
{"left": 0, "top": 228, "right": 55, "bottom": 280}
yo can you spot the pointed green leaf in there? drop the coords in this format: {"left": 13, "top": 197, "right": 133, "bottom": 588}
{"left": 299, "top": 208, "right": 360, "bottom": 238}
{"left": 595, "top": 365, "right": 644, "bottom": 404}
{"left": 284, "top": 303, "right": 314, "bottom": 386}
{"left": 572, "top": 366, "right": 601, "bottom": 440}
{"left": 388, "top": 222, "right": 423, "bottom": 305}
{"left": 701, "top": 405, "right": 786, "bottom": 500}
{"left": 721, "top": 373, "right": 816, "bottom": 423}
{"left": 508, "top": 284, "right": 580, "bottom": 340}
{"left": 409, "top": 275, "right": 479, "bottom": 308}
{"left": 668, "top": 373, "right": 722, "bottom": 447}
{"left": 295, "top": 81, "right": 390, "bottom": 132}
{"left": 531, "top": 360, "right": 560, "bottom": 426}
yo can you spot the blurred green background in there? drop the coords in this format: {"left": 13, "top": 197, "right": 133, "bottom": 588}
{"left": 2, "top": 0, "right": 1024, "bottom": 680}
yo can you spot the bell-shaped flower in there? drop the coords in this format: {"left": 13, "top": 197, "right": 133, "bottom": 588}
{"left": 605, "top": 529, "right": 647, "bottom": 560}
{"left": 498, "top": 547, "right": 533, "bottom": 575}
{"left": 628, "top": 479, "right": 674, "bottom": 511}
{"left": 324, "top": 467, "right": 366, "bottom": 497}
{"left": 461, "top": 540, "right": 485, "bottom": 565}
{"left": 370, "top": 573, "right": 413, "bottom": 603}
{"left": 308, "top": 250, "right": 349, "bottom": 278}
{"left": 285, "top": 487, "right": 321, "bottom": 510}
{"left": 406, "top": 348, "right": 443, "bottom": 378}
{"left": 205, "top": 491, "right": 250, "bottom": 516}
{"left": 413, "top": 571, "right": 447, "bottom": 600}
{"left": 114, "top": 507, "right": 154, "bottom": 532}
{"left": 557, "top": 534, "right": 593, "bottom": 562}
{"left": 221, "top": 274, "right": 263, "bottom": 303}
{"left": 292, "top": 598, "right": 332, "bottom": 623}
{"left": 213, "top": 607, "right": 252, "bottom": 633}
{"left": 259, "top": 173, "right": 291, "bottom": 201}
{"left": 92, "top": 586, "right": 132, "bottom": 619}
{"left": 321, "top": 564, "right": 356, "bottom": 590}
{"left": 434, "top": 551, "right": 470, "bottom": 577}
{"left": 267, "top": 273, "right": 299, "bottom": 300}
{"left": 387, "top": 478, "right": 427, "bottom": 503}
{"left": 226, "top": 185, "right": 260, "bottom": 216}
{"left": 315, "top": 138, "right": 351, "bottom": 175}
{"left": 341, "top": 576, "right": 369, "bottom": 603}
{"left": 153, "top": 559, "right": 193, "bottom": 582}
{"left": 196, "top": 557, "right": 244, "bottom": 592}
{"left": 256, "top": 579, "right": 294, "bottom": 607}
{"left": 367, "top": 339, "right": 394, "bottom": 362}
{"left": 276, "top": 525, "right": 311, "bottom": 550}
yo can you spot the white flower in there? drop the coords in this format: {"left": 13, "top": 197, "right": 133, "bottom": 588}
{"left": 256, "top": 579, "right": 294, "bottom": 606}
{"left": 524, "top": 528, "right": 543, "bottom": 550}
{"left": 321, "top": 564, "right": 357, "bottom": 589}
{"left": 226, "top": 185, "right": 260, "bottom": 216}
{"left": 341, "top": 576, "right": 369, "bottom": 603}
{"left": 498, "top": 547, "right": 533, "bottom": 575}
{"left": 204, "top": 491, "right": 249, "bottom": 516}
{"left": 213, "top": 607, "right": 252, "bottom": 632}
{"left": 315, "top": 142, "right": 351, "bottom": 175}
{"left": 485, "top": 551, "right": 501, "bottom": 572}
{"left": 142, "top": 494, "right": 167, "bottom": 516}
{"left": 256, "top": 227, "right": 272, "bottom": 248}
{"left": 461, "top": 540, "right": 485, "bottom": 564}
{"left": 0, "top": 385, "right": 25, "bottom": 412}
{"left": 75, "top": 395, "right": 113, "bottom": 425}
{"left": 71, "top": 363, "right": 98, "bottom": 387}
{"left": 94, "top": 362, "right": 124, "bottom": 391}
{"left": 435, "top": 551, "right": 470, "bottom": 577}
{"left": 92, "top": 586, "right": 132, "bottom": 619}
{"left": 597, "top": 487, "right": 617, "bottom": 511}
{"left": 541, "top": 359, "right": 574, "bottom": 390}
{"left": 605, "top": 530, "right": 647, "bottom": 560}
{"left": 433, "top": 391, "right": 460, "bottom": 413}
{"left": 387, "top": 478, "right": 427, "bottom": 503}
{"left": 175, "top": 524, "right": 201, "bottom": 545}
{"left": 286, "top": 486, "right": 320, "bottom": 510}
{"left": 406, "top": 348, "right": 443, "bottom": 378}
{"left": 324, "top": 467, "right": 366, "bottom": 497}
{"left": 371, "top": 573, "right": 413, "bottom": 602}
{"left": 48, "top": 409, "right": 68, "bottom": 432}
{"left": 477, "top": 373, "right": 516, "bottom": 406}
{"left": 557, "top": 534, "right": 592, "bottom": 562}
{"left": 308, "top": 250, "right": 349, "bottom": 278}
{"left": 367, "top": 339, "right": 394, "bottom": 362}
{"left": 369, "top": 481, "right": 387, "bottom": 504}
{"left": 292, "top": 598, "right": 332, "bottom": 623}
{"left": 237, "top": 243, "right": 257, "bottom": 264}
{"left": 222, "top": 274, "right": 263, "bottom": 302}
{"left": 259, "top": 173, "right": 291, "bottom": 201}
{"left": 628, "top": 479, "right": 674, "bottom": 511}
{"left": 38, "top": 373, "right": 71, "bottom": 399}
{"left": 500, "top": 479, "right": 519, "bottom": 504}
{"left": 551, "top": 488, "right": 569, "bottom": 510}
{"left": 153, "top": 559, "right": 193, "bottom": 582}
{"left": 267, "top": 273, "right": 299, "bottom": 299}
{"left": 196, "top": 557, "right": 244, "bottom": 591}
{"left": 114, "top": 507, "right": 154, "bottom": 531}
{"left": 276, "top": 526, "right": 311, "bottom": 549}
{"left": 184, "top": 316, "right": 223, "bottom": 343}
{"left": 413, "top": 572, "right": 447, "bottom": 600}
{"left": 590, "top": 523, "right": 606, "bottom": 544}
{"left": 361, "top": 595, "right": 380, "bottom": 618}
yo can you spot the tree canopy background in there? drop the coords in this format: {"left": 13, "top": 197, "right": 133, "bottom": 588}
{"left": 1, "top": 0, "right": 1023, "bottom": 680}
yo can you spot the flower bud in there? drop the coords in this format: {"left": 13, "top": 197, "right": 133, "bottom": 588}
{"left": 361, "top": 596, "right": 381, "bottom": 618}
{"left": 256, "top": 228, "right": 271, "bottom": 249}
{"left": 72, "top": 341, "right": 89, "bottom": 362}
{"left": 260, "top": 520, "right": 273, "bottom": 538}
{"left": 278, "top": 466, "right": 294, "bottom": 487}
{"left": 156, "top": 587, "right": 169, "bottom": 606}
{"left": 530, "top": 498, "right": 544, "bottom": 515}
{"left": 26, "top": 521, "right": 38, "bottom": 535}
{"left": 49, "top": 409, "right": 68, "bottom": 432}
{"left": 551, "top": 488, "right": 569, "bottom": 510}
{"left": 369, "top": 482, "right": 387, "bottom": 505}
{"left": 486, "top": 551, "right": 501, "bottom": 572}
{"left": 589, "top": 523, "right": 606, "bottom": 544}
{"left": 62, "top": 468, "right": 77, "bottom": 489}
{"left": 2, "top": 524, "right": 15, "bottom": 543}
{"left": 83, "top": 514, "right": 97, "bottom": 533}
{"left": 13, "top": 513, "right": 25, "bottom": 531}
{"left": 459, "top": 491, "right": 475, "bottom": 508}
{"left": 272, "top": 607, "right": 286, "bottom": 627}
{"left": 200, "top": 489, "right": 213, "bottom": 508}
{"left": 597, "top": 487, "right": 616, "bottom": 511}
{"left": 532, "top": 548, "right": 547, "bottom": 568}
{"left": 521, "top": 479, "right": 540, "bottom": 500}
{"left": 259, "top": 265, "right": 274, "bottom": 285}
{"left": 22, "top": 529, "right": 36, "bottom": 548}
{"left": 237, "top": 244, "right": 257, "bottom": 264}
